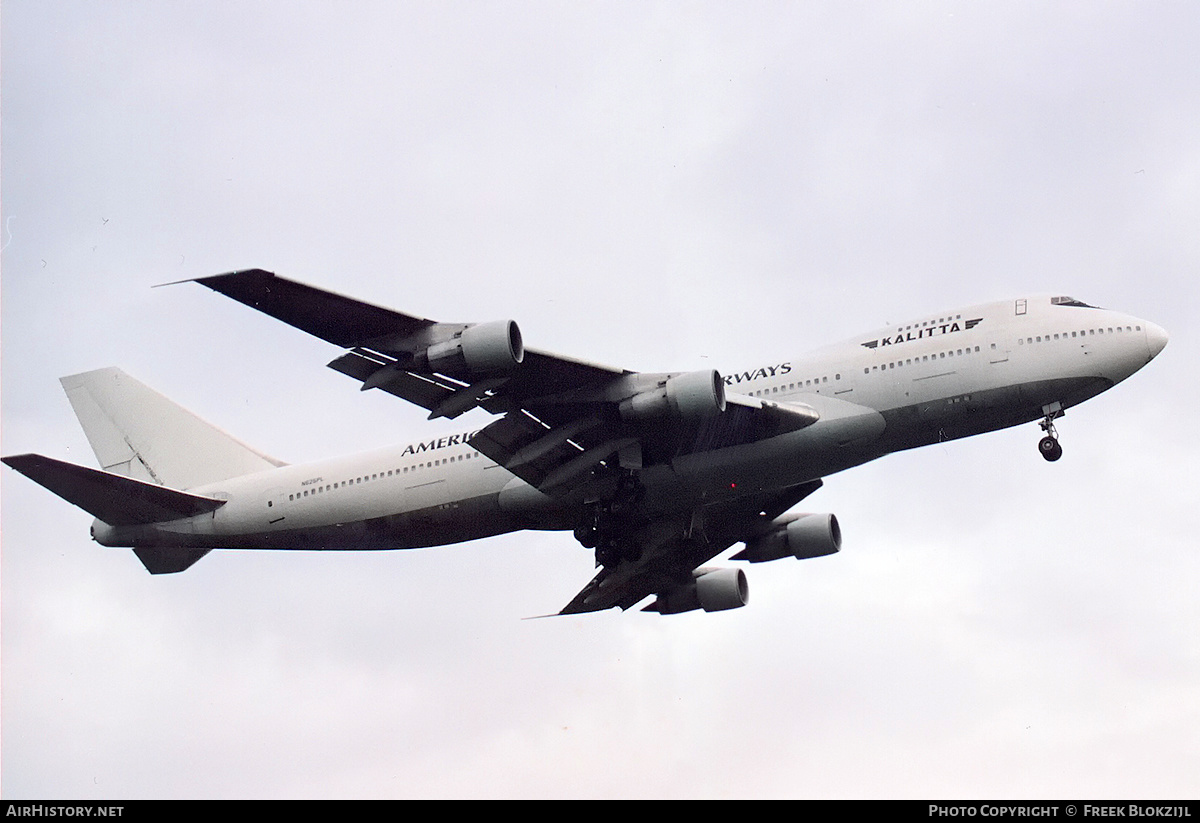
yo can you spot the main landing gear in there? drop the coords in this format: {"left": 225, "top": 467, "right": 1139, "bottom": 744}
{"left": 573, "top": 470, "right": 645, "bottom": 568}
{"left": 1038, "top": 404, "right": 1064, "bottom": 462}
{"left": 575, "top": 511, "right": 644, "bottom": 567}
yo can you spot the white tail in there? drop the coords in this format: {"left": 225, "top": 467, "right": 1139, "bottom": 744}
{"left": 60, "top": 367, "right": 285, "bottom": 489}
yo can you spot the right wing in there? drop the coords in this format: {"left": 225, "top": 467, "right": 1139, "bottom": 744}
{"left": 558, "top": 479, "right": 825, "bottom": 614}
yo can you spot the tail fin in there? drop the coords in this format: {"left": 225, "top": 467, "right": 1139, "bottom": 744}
{"left": 60, "top": 367, "right": 284, "bottom": 489}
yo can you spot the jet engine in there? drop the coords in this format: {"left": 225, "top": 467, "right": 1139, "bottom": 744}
{"left": 645, "top": 567, "right": 748, "bottom": 614}
{"left": 618, "top": 369, "right": 726, "bottom": 423}
{"left": 733, "top": 513, "right": 841, "bottom": 563}
{"left": 422, "top": 320, "right": 524, "bottom": 376}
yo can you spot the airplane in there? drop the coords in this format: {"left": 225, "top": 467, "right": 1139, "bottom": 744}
{"left": 3, "top": 270, "right": 1168, "bottom": 615}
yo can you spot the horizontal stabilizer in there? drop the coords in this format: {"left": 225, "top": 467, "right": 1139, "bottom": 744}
{"left": 2, "top": 454, "right": 226, "bottom": 526}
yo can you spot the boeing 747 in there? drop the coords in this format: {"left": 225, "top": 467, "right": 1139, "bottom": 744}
{"left": 3, "top": 271, "right": 1168, "bottom": 615}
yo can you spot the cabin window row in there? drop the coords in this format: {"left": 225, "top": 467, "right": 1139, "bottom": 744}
{"left": 897, "top": 313, "right": 964, "bottom": 332}
{"left": 287, "top": 451, "right": 480, "bottom": 501}
{"left": 1017, "top": 325, "right": 1140, "bottom": 345}
{"left": 746, "top": 374, "right": 841, "bottom": 398}
{"left": 864, "top": 346, "right": 982, "bottom": 374}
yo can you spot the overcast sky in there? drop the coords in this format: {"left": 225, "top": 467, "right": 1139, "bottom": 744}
{"left": 2, "top": 1, "right": 1197, "bottom": 799}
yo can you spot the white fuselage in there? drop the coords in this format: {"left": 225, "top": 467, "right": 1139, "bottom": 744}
{"left": 93, "top": 296, "right": 1167, "bottom": 551}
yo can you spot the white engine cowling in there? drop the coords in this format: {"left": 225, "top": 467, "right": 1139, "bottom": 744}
{"left": 424, "top": 320, "right": 524, "bottom": 376}
{"left": 734, "top": 513, "right": 841, "bottom": 563}
{"left": 618, "top": 370, "right": 726, "bottom": 423}
{"left": 647, "top": 567, "right": 749, "bottom": 614}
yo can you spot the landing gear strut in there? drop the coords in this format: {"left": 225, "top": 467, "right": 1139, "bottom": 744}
{"left": 574, "top": 469, "right": 645, "bottom": 567}
{"left": 1038, "top": 405, "right": 1064, "bottom": 462}
{"left": 576, "top": 511, "right": 643, "bottom": 567}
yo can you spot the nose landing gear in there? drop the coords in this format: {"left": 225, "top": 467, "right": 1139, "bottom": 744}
{"left": 1038, "top": 404, "right": 1064, "bottom": 462}
{"left": 1038, "top": 435, "right": 1063, "bottom": 462}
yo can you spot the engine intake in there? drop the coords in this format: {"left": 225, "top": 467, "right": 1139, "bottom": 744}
{"left": 734, "top": 513, "right": 841, "bottom": 563}
{"left": 645, "top": 567, "right": 749, "bottom": 614}
{"left": 423, "top": 320, "right": 524, "bottom": 376}
{"left": 619, "top": 370, "right": 726, "bottom": 423}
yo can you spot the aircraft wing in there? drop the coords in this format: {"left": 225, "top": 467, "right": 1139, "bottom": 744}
{"left": 559, "top": 479, "right": 824, "bottom": 614}
{"left": 195, "top": 270, "right": 821, "bottom": 501}
{"left": 195, "top": 269, "right": 627, "bottom": 414}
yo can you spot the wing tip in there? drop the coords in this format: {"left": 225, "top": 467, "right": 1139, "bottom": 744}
{"left": 152, "top": 268, "right": 276, "bottom": 290}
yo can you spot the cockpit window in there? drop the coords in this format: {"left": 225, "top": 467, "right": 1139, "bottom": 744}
{"left": 1051, "top": 296, "right": 1101, "bottom": 309}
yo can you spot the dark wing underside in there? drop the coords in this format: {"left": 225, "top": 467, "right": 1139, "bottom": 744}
{"left": 196, "top": 269, "right": 626, "bottom": 413}
{"left": 193, "top": 270, "right": 642, "bottom": 499}
{"left": 193, "top": 270, "right": 817, "bottom": 500}
{"left": 558, "top": 479, "right": 824, "bottom": 614}
{"left": 193, "top": 269, "right": 826, "bottom": 615}
{"left": 195, "top": 268, "right": 437, "bottom": 346}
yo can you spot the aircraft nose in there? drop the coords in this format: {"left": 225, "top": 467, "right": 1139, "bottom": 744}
{"left": 1144, "top": 321, "right": 1169, "bottom": 360}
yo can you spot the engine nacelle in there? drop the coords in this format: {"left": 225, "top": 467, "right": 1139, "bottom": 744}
{"left": 646, "top": 567, "right": 749, "bottom": 614}
{"left": 424, "top": 320, "right": 524, "bottom": 376}
{"left": 734, "top": 513, "right": 841, "bottom": 563}
{"left": 618, "top": 370, "right": 726, "bottom": 423}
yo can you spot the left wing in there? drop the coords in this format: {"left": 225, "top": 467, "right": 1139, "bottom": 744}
{"left": 194, "top": 270, "right": 820, "bottom": 501}
{"left": 193, "top": 269, "right": 624, "bottom": 419}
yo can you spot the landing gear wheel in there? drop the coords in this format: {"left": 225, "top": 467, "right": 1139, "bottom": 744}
{"left": 577, "top": 469, "right": 647, "bottom": 564}
{"left": 595, "top": 542, "right": 619, "bottom": 568}
{"left": 1038, "top": 404, "right": 1064, "bottom": 462}
{"left": 1039, "top": 436, "right": 1063, "bottom": 462}
{"left": 592, "top": 534, "right": 643, "bottom": 568}
{"left": 574, "top": 524, "right": 599, "bottom": 549}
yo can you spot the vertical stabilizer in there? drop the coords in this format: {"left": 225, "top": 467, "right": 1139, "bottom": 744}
{"left": 60, "top": 367, "right": 285, "bottom": 489}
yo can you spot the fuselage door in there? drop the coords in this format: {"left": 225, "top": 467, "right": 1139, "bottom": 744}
{"left": 264, "top": 487, "right": 287, "bottom": 525}
{"left": 209, "top": 491, "right": 230, "bottom": 520}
